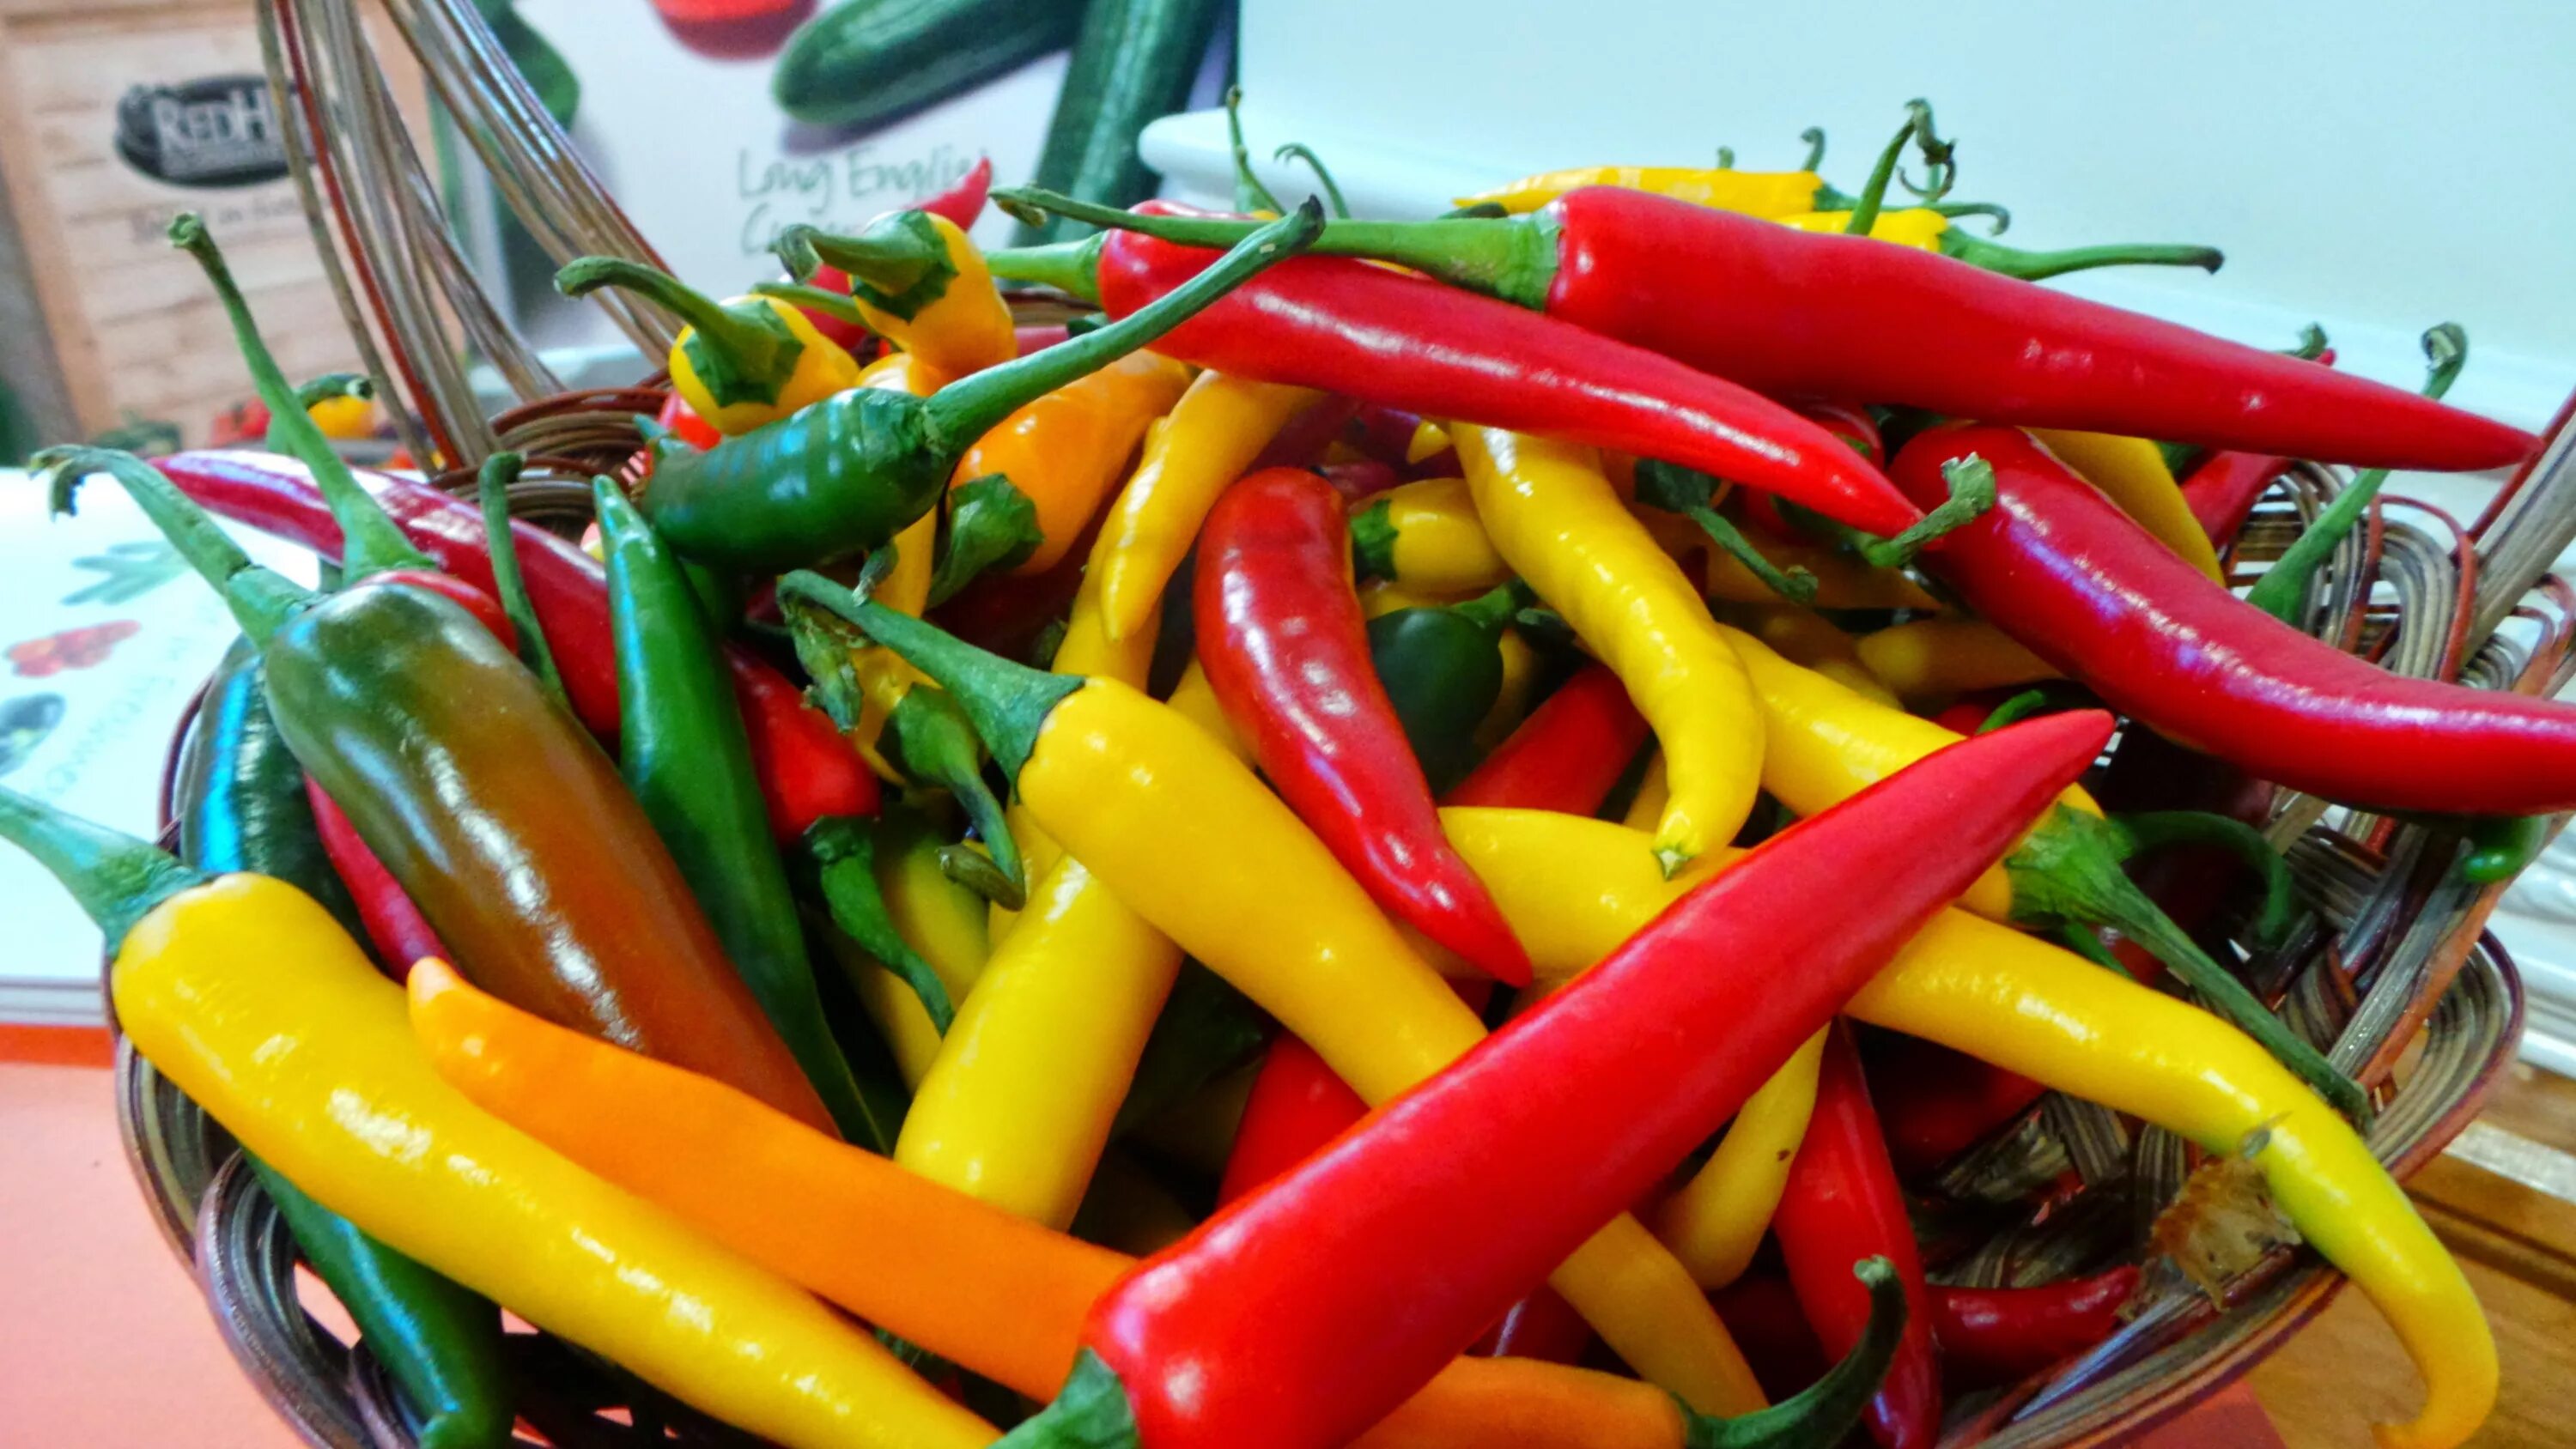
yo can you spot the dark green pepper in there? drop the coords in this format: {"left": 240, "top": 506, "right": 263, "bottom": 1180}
{"left": 1364, "top": 585, "right": 1522, "bottom": 796}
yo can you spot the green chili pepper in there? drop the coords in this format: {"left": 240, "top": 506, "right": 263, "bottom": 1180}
{"left": 595, "top": 477, "right": 902, "bottom": 1150}
{"left": 1364, "top": 584, "right": 1522, "bottom": 795}
{"left": 177, "top": 639, "right": 512, "bottom": 1449}
{"left": 636, "top": 203, "right": 1325, "bottom": 574}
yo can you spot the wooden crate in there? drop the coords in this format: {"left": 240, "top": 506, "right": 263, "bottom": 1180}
{"left": 0, "top": 0, "right": 423, "bottom": 448}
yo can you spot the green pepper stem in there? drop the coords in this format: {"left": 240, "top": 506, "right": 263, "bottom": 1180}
{"left": 1273, "top": 142, "right": 1352, "bottom": 219}
{"left": 751, "top": 282, "right": 874, "bottom": 332}
{"left": 992, "top": 1349, "right": 1139, "bottom": 1449}
{"left": 2245, "top": 323, "right": 2465, "bottom": 623}
{"left": 1348, "top": 497, "right": 1399, "bottom": 582}
{"left": 2113, "top": 809, "right": 2298, "bottom": 949}
{"left": 928, "top": 475, "right": 1042, "bottom": 607}
{"left": 1942, "top": 231, "right": 2224, "bottom": 280}
{"left": 806, "top": 816, "right": 957, "bottom": 1033}
{"left": 1854, "top": 456, "right": 1997, "bottom": 568}
{"left": 556, "top": 257, "right": 790, "bottom": 385}
{"left": 293, "top": 373, "right": 374, "bottom": 409}
{"left": 1629, "top": 459, "right": 1817, "bottom": 601}
{"left": 776, "top": 572, "right": 1081, "bottom": 785}
{"left": 777, "top": 213, "right": 959, "bottom": 322}
{"left": 170, "top": 214, "right": 430, "bottom": 581}
{"left": 1224, "top": 88, "right": 1285, "bottom": 215}
{"left": 989, "top": 185, "right": 1560, "bottom": 311}
{"left": 1797, "top": 126, "right": 1829, "bottom": 173}
{"left": 983, "top": 237, "right": 1107, "bottom": 304}
{"left": 1842, "top": 112, "right": 1920, "bottom": 238}
{"left": 2290, "top": 322, "right": 2331, "bottom": 361}
{"left": 0, "top": 785, "right": 205, "bottom": 955}
{"left": 1977, "top": 687, "right": 2056, "bottom": 734}
{"left": 1450, "top": 579, "right": 1533, "bottom": 633}
{"left": 34, "top": 446, "right": 310, "bottom": 642}
{"left": 886, "top": 687, "right": 1027, "bottom": 911}
{"left": 923, "top": 201, "right": 1327, "bottom": 452}
{"left": 1692, "top": 1258, "right": 1905, "bottom": 1448}
{"left": 2008, "top": 805, "right": 2372, "bottom": 1124}
{"left": 487, "top": 458, "right": 565, "bottom": 706}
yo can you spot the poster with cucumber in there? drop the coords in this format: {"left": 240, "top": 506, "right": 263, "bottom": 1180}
{"left": 465, "top": 0, "right": 1230, "bottom": 355}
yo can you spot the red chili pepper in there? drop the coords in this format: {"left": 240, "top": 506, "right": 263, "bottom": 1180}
{"left": 1437, "top": 664, "right": 1648, "bottom": 813}
{"left": 2178, "top": 447, "right": 2293, "bottom": 552}
{"left": 1892, "top": 425, "right": 2576, "bottom": 815}
{"left": 1473, "top": 1282, "right": 1594, "bottom": 1364}
{"left": 1775, "top": 1022, "right": 1941, "bottom": 1449}
{"left": 1040, "top": 194, "right": 2533, "bottom": 473}
{"left": 156, "top": 452, "right": 876, "bottom": 838}
{"left": 1932, "top": 1266, "right": 2139, "bottom": 1390}
{"left": 1215, "top": 1034, "right": 1366, "bottom": 1209}
{"left": 1316, "top": 458, "right": 1402, "bottom": 502}
{"left": 307, "top": 778, "right": 448, "bottom": 977}
{"left": 1015, "top": 324, "right": 1071, "bottom": 356}
{"left": 1020, "top": 710, "right": 2112, "bottom": 1449}
{"left": 1249, "top": 393, "right": 1361, "bottom": 473}
{"left": 1743, "top": 400, "right": 1885, "bottom": 536}
{"left": 998, "top": 209, "right": 1922, "bottom": 537}
{"left": 1195, "top": 467, "right": 1531, "bottom": 985}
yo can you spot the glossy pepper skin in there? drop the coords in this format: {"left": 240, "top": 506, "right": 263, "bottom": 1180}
{"left": 154, "top": 452, "right": 875, "bottom": 840}
{"left": 1652, "top": 1028, "right": 1826, "bottom": 1291}
{"left": 0, "top": 803, "right": 993, "bottom": 1449}
{"left": 951, "top": 349, "right": 1192, "bottom": 575}
{"left": 1774, "top": 1024, "right": 1941, "bottom": 1449}
{"left": 1042, "top": 189, "right": 2532, "bottom": 473}
{"left": 1445, "top": 808, "right": 2494, "bottom": 1449}
{"left": 1456, "top": 164, "right": 1858, "bottom": 218}
{"left": 781, "top": 579, "right": 1762, "bottom": 1414}
{"left": 1439, "top": 663, "right": 1648, "bottom": 813}
{"left": 1934, "top": 1267, "right": 2139, "bottom": 1389}
{"left": 1366, "top": 594, "right": 1516, "bottom": 797}
{"left": 306, "top": 779, "right": 448, "bottom": 976}
{"left": 2023, "top": 427, "right": 2227, "bottom": 582}
{"left": 1458, "top": 427, "right": 1762, "bottom": 872}
{"left": 1777, "top": 209, "right": 2224, "bottom": 283}
{"left": 1199, "top": 469, "right": 1530, "bottom": 982}
{"left": 556, "top": 258, "right": 860, "bottom": 434}
{"left": 1895, "top": 425, "right": 2576, "bottom": 815}
{"left": 639, "top": 204, "right": 1326, "bottom": 574}
{"left": 175, "top": 643, "right": 512, "bottom": 1449}
{"left": 782, "top": 208, "right": 1016, "bottom": 384}
{"left": 1351, "top": 476, "right": 1512, "bottom": 597}
{"left": 594, "top": 480, "right": 889, "bottom": 1148}
{"left": 1047, "top": 713, "right": 2107, "bottom": 1449}
{"left": 413, "top": 959, "right": 1899, "bottom": 1449}
{"left": 987, "top": 205, "right": 1922, "bottom": 537}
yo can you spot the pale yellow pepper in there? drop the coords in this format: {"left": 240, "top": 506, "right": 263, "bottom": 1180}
{"left": 1853, "top": 617, "right": 2059, "bottom": 707}
{"left": 1437, "top": 805, "right": 2492, "bottom": 1449}
{"left": 1653, "top": 1031, "right": 1826, "bottom": 1289}
{"left": 1456, "top": 425, "right": 1762, "bottom": 874}
{"left": 116, "top": 876, "right": 992, "bottom": 1449}
{"left": 1091, "top": 371, "right": 1319, "bottom": 641}
{"left": 1351, "top": 476, "right": 1514, "bottom": 597}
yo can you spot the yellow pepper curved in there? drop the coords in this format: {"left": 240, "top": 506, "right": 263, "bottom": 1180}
{"left": 1088, "top": 370, "right": 1316, "bottom": 640}
{"left": 1852, "top": 617, "right": 2058, "bottom": 707}
{"left": 1440, "top": 805, "right": 2493, "bottom": 1449}
{"left": 2026, "top": 427, "right": 2228, "bottom": 582}
{"left": 1456, "top": 425, "right": 1762, "bottom": 874}
{"left": 1720, "top": 603, "right": 1899, "bottom": 708}
{"left": 1472, "top": 627, "right": 1542, "bottom": 752}
{"left": 1351, "top": 476, "right": 1514, "bottom": 597}
{"left": 113, "top": 877, "right": 990, "bottom": 1449}
{"left": 846, "top": 211, "right": 1018, "bottom": 382}
{"left": 1652, "top": 1030, "right": 1826, "bottom": 1289}
{"left": 1457, "top": 165, "right": 1832, "bottom": 219}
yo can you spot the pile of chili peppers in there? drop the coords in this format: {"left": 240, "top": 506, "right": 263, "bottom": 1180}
{"left": 14, "top": 101, "right": 2555, "bottom": 1449}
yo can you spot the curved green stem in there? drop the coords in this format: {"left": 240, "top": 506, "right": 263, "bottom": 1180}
{"left": 2289, "top": 323, "right": 2331, "bottom": 361}
{"left": 2113, "top": 809, "right": 2298, "bottom": 949}
{"left": 2245, "top": 323, "right": 2466, "bottom": 623}
{"left": 1349, "top": 497, "right": 1399, "bottom": 582}
{"left": 1713, "top": 145, "right": 1736, "bottom": 170}
{"left": 1895, "top": 97, "right": 1957, "bottom": 204}
{"left": 483, "top": 455, "right": 565, "bottom": 706}
{"left": 1842, "top": 112, "right": 1919, "bottom": 238}
{"left": 806, "top": 816, "right": 955, "bottom": 1033}
{"left": 171, "top": 213, "right": 429, "bottom": 581}
{"left": 1978, "top": 687, "right": 2056, "bottom": 734}
{"left": 1942, "top": 231, "right": 2224, "bottom": 281}
{"left": 293, "top": 373, "right": 373, "bottom": 409}
{"left": 1273, "top": 142, "right": 1351, "bottom": 219}
{"left": 1224, "top": 88, "right": 1284, "bottom": 215}
{"left": 2008, "top": 806, "right": 2371, "bottom": 1124}
{"left": 923, "top": 202, "right": 1326, "bottom": 451}
{"left": 983, "top": 236, "right": 1106, "bottom": 305}
{"left": 777, "top": 571, "right": 1080, "bottom": 785}
{"left": 1689, "top": 1258, "right": 1906, "bottom": 1448}
{"left": 1936, "top": 199, "right": 2012, "bottom": 233}
{"left": 776, "top": 213, "right": 958, "bottom": 322}
{"left": 34, "top": 446, "right": 310, "bottom": 642}
{"left": 1798, "top": 126, "right": 1829, "bottom": 173}
{"left": 928, "top": 475, "right": 1041, "bottom": 607}
{"left": 886, "top": 687, "right": 1025, "bottom": 910}
{"left": 0, "top": 785, "right": 205, "bottom": 954}
{"left": 1637, "top": 458, "right": 1818, "bottom": 603}
{"left": 556, "top": 257, "right": 802, "bottom": 408}
{"left": 989, "top": 186, "right": 1558, "bottom": 311}
{"left": 1854, "top": 455, "right": 1997, "bottom": 568}
{"left": 751, "top": 282, "right": 874, "bottom": 332}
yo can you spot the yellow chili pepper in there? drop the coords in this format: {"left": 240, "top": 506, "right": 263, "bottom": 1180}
{"left": 1471, "top": 626, "right": 1542, "bottom": 752}
{"left": 1457, "top": 425, "right": 1762, "bottom": 874}
{"left": 1779, "top": 207, "right": 1954, "bottom": 249}
{"left": 307, "top": 391, "right": 374, "bottom": 440}
{"left": 828, "top": 211, "right": 1018, "bottom": 382}
{"left": 2026, "top": 427, "right": 2228, "bottom": 582}
{"left": 1406, "top": 419, "right": 1455, "bottom": 464}
{"left": 787, "top": 584, "right": 1765, "bottom": 1414}
{"left": 1852, "top": 617, "right": 2059, "bottom": 707}
{"left": 849, "top": 809, "right": 991, "bottom": 1088}
{"left": 1720, "top": 603, "right": 1899, "bottom": 708}
{"left": 1457, "top": 165, "right": 1835, "bottom": 218}
{"left": 952, "top": 350, "right": 1194, "bottom": 577}
{"left": 556, "top": 258, "right": 860, "bottom": 435}
{"left": 1091, "top": 371, "right": 1319, "bottom": 641}
{"left": 1653, "top": 1030, "right": 1826, "bottom": 1289}
{"left": 1351, "top": 476, "right": 1514, "bottom": 597}
{"left": 0, "top": 789, "right": 991, "bottom": 1449}
{"left": 1437, "top": 805, "right": 2493, "bottom": 1449}
{"left": 1620, "top": 751, "right": 1669, "bottom": 832}
{"left": 837, "top": 352, "right": 952, "bottom": 779}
